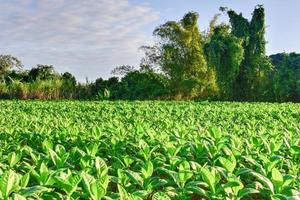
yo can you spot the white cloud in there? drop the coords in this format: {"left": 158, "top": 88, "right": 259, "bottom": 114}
{"left": 0, "top": 0, "right": 159, "bottom": 81}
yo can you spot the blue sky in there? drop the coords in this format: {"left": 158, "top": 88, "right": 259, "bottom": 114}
{"left": 0, "top": 0, "right": 299, "bottom": 81}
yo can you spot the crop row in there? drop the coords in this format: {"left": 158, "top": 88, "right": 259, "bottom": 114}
{"left": 0, "top": 101, "right": 299, "bottom": 199}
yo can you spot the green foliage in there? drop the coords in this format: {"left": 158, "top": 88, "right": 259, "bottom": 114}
{"left": 0, "top": 101, "right": 299, "bottom": 199}
{"left": 226, "top": 5, "right": 273, "bottom": 101}
{"left": 0, "top": 55, "right": 23, "bottom": 83}
{"left": 270, "top": 53, "right": 300, "bottom": 102}
{"left": 28, "top": 64, "right": 59, "bottom": 82}
{"left": 204, "top": 24, "right": 244, "bottom": 100}
{"left": 61, "top": 72, "right": 77, "bottom": 99}
{"left": 152, "top": 12, "right": 218, "bottom": 99}
{"left": 118, "top": 70, "right": 169, "bottom": 100}
{"left": 0, "top": 5, "right": 299, "bottom": 102}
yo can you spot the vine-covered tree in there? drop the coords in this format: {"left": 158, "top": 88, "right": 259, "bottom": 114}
{"left": 152, "top": 12, "right": 218, "bottom": 99}
{"left": 226, "top": 5, "right": 273, "bottom": 101}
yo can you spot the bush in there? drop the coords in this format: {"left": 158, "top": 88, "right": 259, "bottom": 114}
{"left": 9, "top": 81, "right": 29, "bottom": 99}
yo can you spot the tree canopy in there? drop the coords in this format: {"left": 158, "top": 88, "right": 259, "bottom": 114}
{"left": 152, "top": 11, "right": 218, "bottom": 99}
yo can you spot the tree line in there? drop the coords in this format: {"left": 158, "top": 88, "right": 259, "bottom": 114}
{"left": 0, "top": 5, "right": 299, "bottom": 102}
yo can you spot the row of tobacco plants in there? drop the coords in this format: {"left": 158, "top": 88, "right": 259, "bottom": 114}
{"left": 0, "top": 101, "right": 299, "bottom": 199}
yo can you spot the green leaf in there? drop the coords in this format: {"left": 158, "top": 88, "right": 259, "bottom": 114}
{"left": 48, "top": 149, "right": 59, "bottom": 167}
{"left": 186, "top": 185, "right": 208, "bottom": 197}
{"left": 219, "top": 156, "right": 236, "bottom": 173}
{"left": 152, "top": 192, "right": 171, "bottom": 200}
{"left": 12, "top": 193, "right": 27, "bottom": 200}
{"left": 19, "top": 186, "right": 52, "bottom": 197}
{"left": 20, "top": 173, "right": 30, "bottom": 188}
{"left": 81, "top": 172, "right": 96, "bottom": 198}
{"left": 141, "top": 161, "right": 153, "bottom": 179}
{"left": 34, "top": 162, "right": 54, "bottom": 185}
{"left": 54, "top": 172, "right": 81, "bottom": 196}
{"left": 178, "top": 161, "right": 193, "bottom": 188}
{"left": 91, "top": 181, "right": 106, "bottom": 200}
{"left": 271, "top": 194, "right": 289, "bottom": 200}
{"left": 95, "top": 157, "right": 108, "bottom": 178}
{"left": 271, "top": 168, "right": 283, "bottom": 192}
{"left": 0, "top": 169, "right": 20, "bottom": 198}
{"left": 42, "top": 140, "right": 53, "bottom": 154}
{"left": 291, "top": 146, "right": 300, "bottom": 154}
{"left": 200, "top": 167, "right": 216, "bottom": 194}
{"left": 238, "top": 188, "right": 260, "bottom": 198}
{"left": 125, "top": 170, "right": 143, "bottom": 187}
{"left": 7, "top": 152, "right": 21, "bottom": 168}
{"left": 270, "top": 140, "right": 282, "bottom": 152}
{"left": 86, "top": 143, "right": 99, "bottom": 157}
{"left": 82, "top": 172, "right": 108, "bottom": 200}
{"left": 118, "top": 185, "right": 129, "bottom": 200}
{"left": 250, "top": 171, "right": 274, "bottom": 194}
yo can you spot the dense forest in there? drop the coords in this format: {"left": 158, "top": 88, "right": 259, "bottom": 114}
{"left": 0, "top": 5, "right": 299, "bottom": 102}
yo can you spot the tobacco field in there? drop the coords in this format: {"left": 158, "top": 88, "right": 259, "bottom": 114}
{"left": 0, "top": 101, "right": 299, "bottom": 200}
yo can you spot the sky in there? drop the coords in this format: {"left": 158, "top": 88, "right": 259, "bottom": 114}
{"left": 0, "top": 0, "right": 299, "bottom": 81}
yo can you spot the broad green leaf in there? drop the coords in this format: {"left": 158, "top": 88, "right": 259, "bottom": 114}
{"left": 95, "top": 157, "right": 108, "bottom": 178}
{"left": 81, "top": 172, "right": 95, "bottom": 195}
{"left": 7, "top": 152, "right": 21, "bottom": 168}
{"left": 125, "top": 170, "right": 143, "bottom": 187}
{"left": 152, "top": 192, "right": 171, "bottom": 200}
{"left": 200, "top": 167, "right": 216, "bottom": 194}
{"left": 20, "top": 173, "right": 30, "bottom": 188}
{"left": 238, "top": 188, "right": 260, "bottom": 198}
{"left": 19, "top": 186, "right": 52, "bottom": 197}
{"left": 178, "top": 161, "right": 193, "bottom": 188}
{"left": 118, "top": 185, "right": 129, "bottom": 200}
{"left": 0, "top": 170, "right": 20, "bottom": 198}
{"left": 86, "top": 144, "right": 99, "bottom": 157}
{"left": 291, "top": 146, "right": 300, "bottom": 154}
{"left": 250, "top": 171, "right": 274, "bottom": 194}
{"left": 272, "top": 168, "right": 283, "bottom": 192}
{"left": 91, "top": 181, "right": 106, "bottom": 200}
{"left": 219, "top": 156, "right": 236, "bottom": 173}
{"left": 141, "top": 161, "right": 153, "bottom": 179}
{"left": 12, "top": 193, "right": 27, "bottom": 200}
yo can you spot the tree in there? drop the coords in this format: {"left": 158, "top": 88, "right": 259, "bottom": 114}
{"left": 0, "top": 55, "right": 23, "bottom": 82}
{"left": 117, "top": 70, "right": 169, "bottom": 100}
{"left": 111, "top": 65, "right": 135, "bottom": 76}
{"left": 62, "top": 72, "right": 76, "bottom": 87}
{"left": 90, "top": 77, "right": 120, "bottom": 100}
{"left": 270, "top": 53, "right": 300, "bottom": 102}
{"left": 226, "top": 5, "right": 273, "bottom": 100}
{"left": 28, "top": 65, "right": 58, "bottom": 81}
{"left": 5, "top": 70, "right": 29, "bottom": 83}
{"left": 151, "top": 12, "right": 218, "bottom": 99}
{"left": 204, "top": 24, "right": 244, "bottom": 100}
{"left": 61, "top": 72, "right": 77, "bottom": 99}
{"left": 140, "top": 45, "right": 162, "bottom": 72}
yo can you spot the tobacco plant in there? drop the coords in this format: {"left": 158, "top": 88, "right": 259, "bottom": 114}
{"left": 0, "top": 101, "right": 299, "bottom": 199}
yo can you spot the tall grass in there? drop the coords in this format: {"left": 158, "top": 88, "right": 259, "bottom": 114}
{"left": 0, "top": 79, "right": 71, "bottom": 100}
